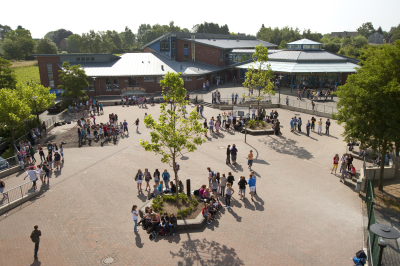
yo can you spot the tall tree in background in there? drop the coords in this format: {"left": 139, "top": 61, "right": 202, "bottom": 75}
{"left": 257, "top": 26, "right": 301, "bottom": 45}
{"left": 66, "top": 34, "right": 81, "bottom": 53}
{"left": 195, "top": 22, "right": 230, "bottom": 34}
{"left": 36, "top": 38, "right": 58, "bottom": 54}
{"left": 45, "top": 29, "right": 73, "bottom": 47}
{"left": 2, "top": 29, "right": 36, "bottom": 60}
{"left": 357, "top": 22, "right": 375, "bottom": 38}
{"left": 137, "top": 24, "right": 151, "bottom": 48}
{"left": 58, "top": 61, "right": 88, "bottom": 102}
{"left": 0, "top": 57, "right": 17, "bottom": 89}
{"left": 334, "top": 41, "right": 400, "bottom": 191}
{"left": 123, "top": 26, "right": 135, "bottom": 51}
{"left": 376, "top": 26, "right": 383, "bottom": 35}
{"left": 140, "top": 72, "right": 206, "bottom": 204}
{"left": 0, "top": 24, "right": 12, "bottom": 39}
{"left": 243, "top": 44, "right": 275, "bottom": 124}
{"left": 392, "top": 24, "right": 400, "bottom": 42}
{"left": 302, "top": 29, "right": 322, "bottom": 42}
{"left": 106, "top": 30, "right": 123, "bottom": 52}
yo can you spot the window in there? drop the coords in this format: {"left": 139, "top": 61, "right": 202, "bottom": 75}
{"left": 303, "top": 45, "right": 311, "bottom": 49}
{"left": 76, "top": 57, "right": 80, "bottom": 61}
{"left": 197, "top": 75, "right": 204, "bottom": 80}
{"left": 173, "top": 55, "right": 176, "bottom": 60}
{"left": 86, "top": 57, "right": 90, "bottom": 61}
{"left": 172, "top": 42, "right": 175, "bottom": 49}
{"left": 113, "top": 78, "right": 119, "bottom": 90}
{"left": 165, "top": 43, "right": 169, "bottom": 50}
{"left": 184, "top": 43, "right": 189, "bottom": 48}
{"left": 287, "top": 45, "right": 294, "bottom": 49}
{"left": 81, "top": 57, "right": 85, "bottom": 61}
{"left": 161, "top": 43, "right": 165, "bottom": 49}
{"left": 185, "top": 76, "right": 192, "bottom": 81}
{"left": 106, "top": 78, "right": 112, "bottom": 91}
{"left": 144, "top": 77, "right": 154, "bottom": 82}
{"left": 47, "top": 63, "right": 54, "bottom": 88}
{"left": 156, "top": 77, "right": 163, "bottom": 83}
{"left": 88, "top": 78, "right": 95, "bottom": 91}
{"left": 294, "top": 45, "right": 301, "bottom": 49}
{"left": 184, "top": 55, "right": 189, "bottom": 61}
{"left": 220, "top": 51, "right": 223, "bottom": 61}
{"left": 91, "top": 57, "right": 95, "bottom": 61}
{"left": 312, "top": 45, "right": 319, "bottom": 49}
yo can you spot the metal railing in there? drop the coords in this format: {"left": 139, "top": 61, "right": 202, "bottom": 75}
{"left": 365, "top": 176, "right": 379, "bottom": 266}
{"left": 0, "top": 180, "right": 34, "bottom": 208}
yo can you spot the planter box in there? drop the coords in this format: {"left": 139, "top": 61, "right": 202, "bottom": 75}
{"left": 245, "top": 128, "right": 275, "bottom": 135}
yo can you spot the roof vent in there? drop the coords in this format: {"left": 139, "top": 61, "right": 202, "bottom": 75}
{"left": 148, "top": 61, "right": 150, "bottom": 63}
{"left": 161, "top": 65, "right": 164, "bottom": 71}
{"left": 236, "top": 39, "right": 239, "bottom": 42}
{"left": 208, "top": 39, "right": 210, "bottom": 40}
{"left": 142, "top": 61, "right": 144, "bottom": 63}
{"left": 213, "top": 39, "right": 216, "bottom": 41}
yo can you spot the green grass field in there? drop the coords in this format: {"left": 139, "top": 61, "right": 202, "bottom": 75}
{"left": 13, "top": 65, "right": 40, "bottom": 84}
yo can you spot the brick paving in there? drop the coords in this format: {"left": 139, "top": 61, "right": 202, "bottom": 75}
{"left": 0, "top": 103, "right": 363, "bottom": 266}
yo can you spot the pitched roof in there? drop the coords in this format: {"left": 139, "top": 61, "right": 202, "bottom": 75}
{"left": 57, "top": 53, "right": 225, "bottom": 77}
{"left": 287, "top": 39, "right": 321, "bottom": 45}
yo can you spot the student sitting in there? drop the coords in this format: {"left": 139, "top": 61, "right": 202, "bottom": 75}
{"left": 170, "top": 182, "right": 176, "bottom": 193}
{"left": 203, "top": 188, "right": 211, "bottom": 201}
{"left": 348, "top": 165, "right": 357, "bottom": 178}
{"left": 149, "top": 185, "right": 160, "bottom": 199}
{"left": 208, "top": 202, "right": 217, "bottom": 219}
{"left": 159, "top": 212, "right": 170, "bottom": 235}
{"left": 202, "top": 203, "right": 212, "bottom": 224}
{"left": 169, "top": 214, "right": 177, "bottom": 236}
{"left": 199, "top": 184, "right": 207, "bottom": 197}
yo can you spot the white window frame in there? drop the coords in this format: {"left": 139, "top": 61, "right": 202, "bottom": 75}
{"left": 144, "top": 77, "right": 155, "bottom": 82}
{"left": 197, "top": 75, "right": 204, "bottom": 80}
{"left": 185, "top": 76, "right": 192, "bottom": 81}
{"left": 156, "top": 77, "right": 163, "bottom": 83}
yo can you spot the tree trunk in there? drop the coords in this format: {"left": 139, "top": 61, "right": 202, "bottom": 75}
{"left": 173, "top": 151, "right": 179, "bottom": 206}
{"left": 378, "top": 139, "right": 387, "bottom": 191}
{"left": 257, "top": 88, "right": 260, "bottom": 125}
{"left": 11, "top": 127, "right": 16, "bottom": 153}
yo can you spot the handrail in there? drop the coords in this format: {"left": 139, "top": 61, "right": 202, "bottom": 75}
{"left": 0, "top": 180, "right": 34, "bottom": 208}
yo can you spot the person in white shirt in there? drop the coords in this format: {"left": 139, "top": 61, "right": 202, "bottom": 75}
{"left": 24, "top": 167, "right": 40, "bottom": 191}
{"left": 251, "top": 107, "right": 256, "bottom": 120}
{"left": 131, "top": 205, "right": 139, "bottom": 233}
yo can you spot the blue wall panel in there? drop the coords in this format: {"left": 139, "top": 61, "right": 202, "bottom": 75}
{"left": 149, "top": 41, "right": 160, "bottom": 52}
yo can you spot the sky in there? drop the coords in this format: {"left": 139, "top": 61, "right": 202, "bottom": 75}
{"left": 2, "top": 0, "right": 400, "bottom": 39}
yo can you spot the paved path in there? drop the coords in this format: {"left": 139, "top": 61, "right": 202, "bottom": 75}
{"left": 0, "top": 103, "right": 363, "bottom": 266}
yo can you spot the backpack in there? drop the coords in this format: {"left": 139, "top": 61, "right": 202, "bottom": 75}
{"left": 149, "top": 231, "right": 156, "bottom": 241}
{"left": 159, "top": 228, "right": 165, "bottom": 236}
{"left": 212, "top": 171, "right": 216, "bottom": 178}
{"left": 193, "top": 189, "right": 200, "bottom": 196}
{"left": 355, "top": 250, "right": 367, "bottom": 259}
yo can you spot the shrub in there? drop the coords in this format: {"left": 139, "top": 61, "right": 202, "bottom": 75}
{"left": 179, "top": 193, "right": 189, "bottom": 203}
{"left": 260, "top": 120, "right": 266, "bottom": 127}
{"left": 248, "top": 119, "right": 256, "bottom": 129}
{"left": 162, "top": 194, "right": 176, "bottom": 202}
{"left": 177, "top": 214, "right": 182, "bottom": 219}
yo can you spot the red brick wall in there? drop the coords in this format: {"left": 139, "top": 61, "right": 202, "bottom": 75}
{"left": 37, "top": 56, "right": 61, "bottom": 88}
{"left": 137, "top": 77, "right": 162, "bottom": 93}
{"left": 176, "top": 39, "right": 224, "bottom": 67}
{"left": 86, "top": 77, "right": 131, "bottom": 96}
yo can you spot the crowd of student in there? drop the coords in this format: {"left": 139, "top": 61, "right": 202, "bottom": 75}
{"left": 290, "top": 116, "right": 331, "bottom": 137}
{"left": 331, "top": 153, "right": 357, "bottom": 183}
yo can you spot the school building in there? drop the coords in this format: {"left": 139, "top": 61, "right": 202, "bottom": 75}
{"left": 33, "top": 32, "right": 359, "bottom": 96}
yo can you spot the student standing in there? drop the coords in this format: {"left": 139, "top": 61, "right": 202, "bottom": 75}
{"left": 162, "top": 169, "right": 170, "bottom": 189}
{"left": 225, "top": 184, "right": 234, "bottom": 208}
{"left": 144, "top": 168, "right": 152, "bottom": 191}
{"left": 132, "top": 205, "right": 139, "bottom": 233}
{"left": 248, "top": 150, "right": 253, "bottom": 169}
{"left": 123, "top": 120, "right": 128, "bottom": 134}
{"left": 331, "top": 154, "right": 339, "bottom": 175}
{"left": 248, "top": 174, "right": 256, "bottom": 201}
{"left": 135, "top": 170, "right": 143, "bottom": 192}
{"left": 298, "top": 117, "right": 302, "bottom": 132}
{"left": 227, "top": 172, "right": 235, "bottom": 187}
{"left": 30, "top": 225, "right": 42, "bottom": 260}
{"left": 311, "top": 117, "right": 316, "bottom": 131}
{"left": 317, "top": 118, "right": 323, "bottom": 134}
{"left": 325, "top": 119, "right": 331, "bottom": 135}
{"left": 230, "top": 144, "right": 238, "bottom": 164}
{"left": 306, "top": 120, "right": 311, "bottom": 137}
{"left": 238, "top": 176, "right": 248, "bottom": 200}
{"left": 135, "top": 119, "right": 139, "bottom": 133}
{"left": 220, "top": 174, "right": 227, "bottom": 197}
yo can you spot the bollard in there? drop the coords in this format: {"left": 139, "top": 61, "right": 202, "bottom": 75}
{"left": 186, "top": 179, "right": 191, "bottom": 197}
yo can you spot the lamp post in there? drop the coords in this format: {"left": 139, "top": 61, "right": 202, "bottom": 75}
{"left": 31, "top": 96, "right": 40, "bottom": 126}
{"left": 92, "top": 77, "right": 97, "bottom": 97}
{"left": 370, "top": 223, "right": 400, "bottom": 266}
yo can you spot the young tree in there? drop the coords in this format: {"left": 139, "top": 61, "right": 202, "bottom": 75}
{"left": 0, "top": 88, "right": 33, "bottom": 146}
{"left": 334, "top": 40, "right": 400, "bottom": 191}
{"left": 3, "top": 29, "right": 36, "bottom": 60}
{"left": 58, "top": 61, "right": 88, "bottom": 102}
{"left": 0, "top": 57, "right": 17, "bottom": 89}
{"left": 140, "top": 72, "right": 206, "bottom": 204}
{"left": 242, "top": 44, "right": 275, "bottom": 124}
{"left": 36, "top": 38, "right": 58, "bottom": 54}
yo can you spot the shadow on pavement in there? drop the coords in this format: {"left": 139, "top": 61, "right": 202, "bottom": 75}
{"left": 170, "top": 235, "right": 245, "bottom": 266}
{"left": 259, "top": 136, "right": 314, "bottom": 160}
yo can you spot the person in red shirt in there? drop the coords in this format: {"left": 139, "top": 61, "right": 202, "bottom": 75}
{"left": 331, "top": 154, "right": 339, "bottom": 175}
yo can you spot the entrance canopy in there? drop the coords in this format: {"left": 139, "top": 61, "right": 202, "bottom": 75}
{"left": 236, "top": 61, "right": 359, "bottom": 73}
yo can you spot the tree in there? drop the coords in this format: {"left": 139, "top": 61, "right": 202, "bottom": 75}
{"left": 278, "top": 40, "right": 287, "bottom": 49}
{"left": 137, "top": 23, "right": 151, "bottom": 47}
{"left": 392, "top": 24, "right": 400, "bottom": 41}
{"left": 0, "top": 57, "right": 17, "bottom": 89}
{"left": 15, "top": 82, "right": 56, "bottom": 113}
{"left": 36, "top": 38, "right": 58, "bottom": 54}
{"left": 58, "top": 61, "right": 88, "bottom": 102}
{"left": 302, "top": 29, "right": 322, "bottom": 42}
{"left": 0, "top": 24, "right": 12, "bottom": 40}
{"left": 66, "top": 34, "right": 81, "bottom": 53}
{"left": 52, "top": 29, "right": 73, "bottom": 47}
{"left": 377, "top": 26, "right": 383, "bottom": 35}
{"left": 0, "top": 88, "right": 34, "bottom": 146}
{"left": 195, "top": 22, "right": 230, "bottom": 34}
{"left": 123, "top": 26, "right": 135, "bottom": 51}
{"left": 140, "top": 72, "right": 206, "bottom": 204}
{"left": 353, "top": 35, "right": 368, "bottom": 48}
{"left": 334, "top": 40, "right": 400, "bottom": 191}
{"left": 357, "top": 22, "right": 375, "bottom": 38}
{"left": 3, "top": 29, "right": 36, "bottom": 60}
{"left": 106, "top": 30, "right": 123, "bottom": 52}
{"left": 242, "top": 44, "right": 275, "bottom": 124}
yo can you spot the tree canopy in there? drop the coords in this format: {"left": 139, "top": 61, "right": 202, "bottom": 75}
{"left": 44, "top": 28, "right": 73, "bottom": 47}
{"left": 334, "top": 40, "right": 400, "bottom": 191}
{"left": 36, "top": 38, "right": 58, "bottom": 54}
{"left": 140, "top": 72, "right": 206, "bottom": 203}
{"left": 357, "top": 22, "right": 375, "bottom": 38}
{"left": 0, "top": 57, "right": 17, "bottom": 89}
{"left": 2, "top": 29, "right": 36, "bottom": 60}
{"left": 58, "top": 61, "right": 88, "bottom": 101}
{"left": 193, "top": 22, "right": 230, "bottom": 34}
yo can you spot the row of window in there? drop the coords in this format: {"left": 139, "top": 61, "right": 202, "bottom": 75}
{"left": 287, "top": 44, "right": 320, "bottom": 49}
{"left": 46, "top": 63, "right": 54, "bottom": 88}
{"left": 161, "top": 42, "right": 176, "bottom": 50}
{"left": 182, "top": 43, "right": 224, "bottom": 61}
{"left": 77, "top": 57, "right": 95, "bottom": 62}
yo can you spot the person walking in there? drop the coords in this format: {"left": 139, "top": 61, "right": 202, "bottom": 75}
{"left": 331, "top": 154, "right": 339, "bottom": 175}
{"left": 311, "top": 117, "right": 316, "bottom": 131}
{"left": 230, "top": 144, "right": 238, "bottom": 165}
{"left": 123, "top": 120, "right": 129, "bottom": 135}
{"left": 224, "top": 183, "right": 234, "bottom": 208}
{"left": 132, "top": 205, "right": 139, "bottom": 233}
{"left": 0, "top": 179, "right": 6, "bottom": 199}
{"left": 24, "top": 167, "right": 40, "bottom": 191}
{"left": 325, "top": 119, "right": 331, "bottom": 135}
{"left": 220, "top": 173, "right": 227, "bottom": 197}
{"left": 30, "top": 225, "right": 41, "bottom": 260}
{"left": 238, "top": 176, "right": 248, "bottom": 200}
{"left": 298, "top": 117, "right": 302, "bottom": 132}
{"left": 226, "top": 145, "right": 231, "bottom": 165}
{"left": 135, "top": 118, "right": 139, "bottom": 133}
{"left": 135, "top": 169, "right": 143, "bottom": 192}
{"left": 248, "top": 174, "right": 256, "bottom": 201}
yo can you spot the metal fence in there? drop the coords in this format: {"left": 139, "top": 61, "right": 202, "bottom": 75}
{"left": 366, "top": 175, "right": 379, "bottom": 266}
{"left": 0, "top": 180, "right": 34, "bottom": 208}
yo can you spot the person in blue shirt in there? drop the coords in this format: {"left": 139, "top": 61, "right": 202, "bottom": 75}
{"left": 162, "top": 169, "right": 170, "bottom": 189}
{"left": 248, "top": 174, "right": 256, "bottom": 201}
{"left": 306, "top": 120, "right": 311, "bottom": 137}
{"left": 290, "top": 118, "right": 294, "bottom": 132}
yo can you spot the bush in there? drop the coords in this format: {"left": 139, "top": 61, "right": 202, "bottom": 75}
{"left": 179, "top": 193, "right": 189, "bottom": 203}
{"left": 162, "top": 194, "right": 176, "bottom": 202}
{"left": 248, "top": 119, "right": 256, "bottom": 129}
{"left": 260, "top": 121, "right": 266, "bottom": 127}
{"left": 177, "top": 214, "right": 182, "bottom": 219}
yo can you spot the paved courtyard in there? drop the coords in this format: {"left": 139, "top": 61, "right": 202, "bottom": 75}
{"left": 0, "top": 101, "right": 363, "bottom": 266}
